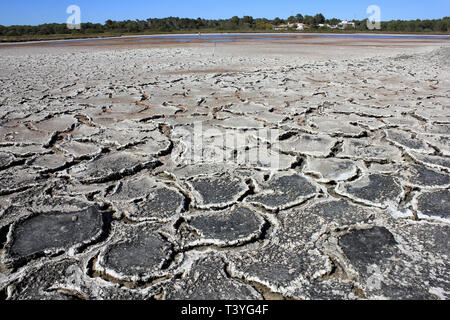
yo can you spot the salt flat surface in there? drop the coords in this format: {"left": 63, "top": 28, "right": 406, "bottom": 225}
{"left": 0, "top": 36, "right": 449, "bottom": 300}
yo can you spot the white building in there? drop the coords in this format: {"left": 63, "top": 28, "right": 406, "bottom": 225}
{"left": 273, "top": 23, "right": 303, "bottom": 31}
{"left": 296, "top": 23, "right": 305, "bottom": 30}
{"left": 338, "top": 20, "right": 356, "bottom": 29}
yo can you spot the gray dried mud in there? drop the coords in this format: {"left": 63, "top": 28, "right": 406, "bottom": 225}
{"left": 0, "top": 38, "right": 448, "bottom": 300}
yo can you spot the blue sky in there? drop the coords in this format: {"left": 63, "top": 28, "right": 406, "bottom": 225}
{"left": 0, "top": 0, "right": 448, "bottom": 26}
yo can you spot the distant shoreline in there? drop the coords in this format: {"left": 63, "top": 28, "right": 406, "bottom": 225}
{"left": 1, "top": 29, "right": 450, "bottom": 44}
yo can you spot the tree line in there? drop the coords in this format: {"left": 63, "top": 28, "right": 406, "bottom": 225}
{"left": 1, "top": 15, "right": 449, "bottom": 37}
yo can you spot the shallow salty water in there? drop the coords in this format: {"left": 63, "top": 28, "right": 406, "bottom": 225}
{"left": 4, "top": 32, "right": 450, "bottom": 47}
{"left": 142, "top": 33, "right": 450, "bottom": 41}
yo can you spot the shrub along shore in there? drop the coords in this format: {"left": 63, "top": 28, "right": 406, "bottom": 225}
{"left": 1, "top": 15, "right": 449, "bottom": 43}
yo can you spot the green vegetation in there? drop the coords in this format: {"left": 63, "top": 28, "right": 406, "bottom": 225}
{"left": 1, "top": 15, "right": 449, "bottom": 42}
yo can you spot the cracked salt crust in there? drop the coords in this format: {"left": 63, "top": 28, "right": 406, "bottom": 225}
{"left": 0, "top": 40, "right": 448, "bottom": 300}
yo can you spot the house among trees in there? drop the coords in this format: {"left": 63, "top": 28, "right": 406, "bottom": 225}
{"left": 296, "top": 23, "right": 306, "bottom": 30}
{"left": 273, "top": 23, "right": 298, "bottom": 30}
{"left": 273, "top": 22, "right": 308, "bottom": 31}
{"left": 338, "top": 20, "right": 356, "bottom": 29}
